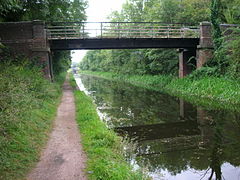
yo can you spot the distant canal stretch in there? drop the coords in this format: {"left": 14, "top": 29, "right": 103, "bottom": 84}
{"left": 75, "top": 74, "right": 240, "bottom": 180}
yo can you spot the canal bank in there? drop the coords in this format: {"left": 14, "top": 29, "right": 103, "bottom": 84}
{"left": 74, "top": 73, "right": 240, "bottom": 180}
{"left": 79, "top": 71, "right": 240, "bottom": 112}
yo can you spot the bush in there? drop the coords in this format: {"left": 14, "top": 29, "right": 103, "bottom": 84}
{"left": 214, "top": 28, "right": 240, "bottom": 79}
{"left": 0, "top": 61, "right": 61, "bottom": 179}
{"left": 188, "top": 66, "right": 219, "bottom": 80}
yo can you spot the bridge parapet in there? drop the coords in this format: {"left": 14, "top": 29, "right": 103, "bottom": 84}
{"left": 46, "top": 22, "right": 199, "bottom": 40}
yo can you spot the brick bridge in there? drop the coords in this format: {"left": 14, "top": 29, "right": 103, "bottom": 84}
{"left": 0, "top": 20, "right": 225, "bottom": 80}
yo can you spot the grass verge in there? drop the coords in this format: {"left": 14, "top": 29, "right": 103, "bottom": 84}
{"left": 0, "top": 63, "right": 63, "bottom": 180}
{"left": 71, "top": 75, "right": 149, "bottom": 180}
{"left": 79, "top": 71, "right": 240, "bottom": 111}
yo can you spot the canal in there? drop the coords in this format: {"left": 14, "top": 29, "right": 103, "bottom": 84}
{"left": 75, "top": 74, "right": 240, "bottom": 180}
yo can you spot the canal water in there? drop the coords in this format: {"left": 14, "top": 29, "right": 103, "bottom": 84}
{"left": 75, "top": 74, "right": 240, "bottom": 180}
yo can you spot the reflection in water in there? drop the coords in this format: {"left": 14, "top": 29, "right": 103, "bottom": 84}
{"left": 75, "top": 74, "right": 240, "bottom": 180}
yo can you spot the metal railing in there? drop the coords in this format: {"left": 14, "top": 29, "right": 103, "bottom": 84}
{"left": 46, "top": 22, "right": 199, "bottom": 40}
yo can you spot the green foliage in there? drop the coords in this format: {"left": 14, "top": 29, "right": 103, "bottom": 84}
{"left": 0, "top": 0, "right": 87, "bottom": 22}
{"left": 145, "top": 49, "right": 178, "bottom": 75}
{"left": 0, "top": 61, "right": 62, "bottom": 179}
{"left": 221, "top": 0, "right": 240, "bottom": 24}
{"left": 80, "top": 0, "right": 211, "bottom": 77}
{"left": 159, "top": 0, "right": 181, "bottom": 23}
{"left": 207, "top": 0, "right": 240, "bottom": 78}
{"left": 120, "top": 0, "right": 145, "bottom": 22}
{"left": 188, "top": 66, "right": 220, "bottom": 79}
{"left": 214, "top": 29, "right": 240, "bottom": 78}
{"left": 80, "top": 49, "right": 178, "bottom": 76}
{"left": 0, "top": 42, "right": 4, "bottom": 48}
{"left": 0, "top": 0, "right": 21, "bottom": 21}
{"left": 166, "top": 76, "right": 240, "bottom": 109}
{"left": 71, "top": 77, "right": 149, "bottom": 180}
{"left": 211, "top": 0, "right": 222, "bottom": 49}
{"left": 52, "top": 51, "right": 71, "bottom": 80}
{"left": 178, "top": 0, "right": 211, "bottom": 25}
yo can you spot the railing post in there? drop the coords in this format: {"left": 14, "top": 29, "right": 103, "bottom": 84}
{"left": 78, "top": 23, "right": 80, "bottom": 38}
{"left": 101, "top": 22, "right": 103, "bottom": 38}
{"left": 64, "top": 23, "right": 67, "bottom": 39}
{"left": 46, "top": 25, "right": 51, "bottom": 39}
{"left": 181, "top": 24, "right": 185, "bottom": 38}
{"left": 82, "top": 23, "right": 85, "bottom": 39}
{"left": 168, "top": 25, "right": 170, "bottom": 38}
{"left": 118, "top": 22, "right": 120, "bottom": 38}
{"left": 152, "top": 23, "right": 154, "bottom": 38}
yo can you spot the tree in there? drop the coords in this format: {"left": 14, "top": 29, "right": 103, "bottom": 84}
{"left": 221, "top": 0, "right": 240, "bottom": 24}
{"left": 80, "top": 0, "right": 212, "bottom": 76}
{"left": 179, "top": 0, "right": 211, "bottom": 25}
{"left": 0, "top": 0, "right": 23, "bottom": 21}
{"left": 211, "top": 0, "right": 222, "bottom": 49}
{"left": 159, "top": 0, "right": 181, "bottom": 23}
{"left": 0, "top": 0, "right": 88, "bottom": 22}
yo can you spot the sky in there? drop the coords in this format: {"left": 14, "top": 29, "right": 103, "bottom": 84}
{"left": 71, "top": 0, "right": 126, "bottom": 63}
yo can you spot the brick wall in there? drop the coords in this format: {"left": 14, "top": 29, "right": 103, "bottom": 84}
{"left": 0, "top": 21, "right": 52, "bottom": 79}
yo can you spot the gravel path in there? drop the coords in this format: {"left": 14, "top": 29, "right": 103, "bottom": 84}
{"left": 27, "top": 80, "right": 87, "bottom": 180}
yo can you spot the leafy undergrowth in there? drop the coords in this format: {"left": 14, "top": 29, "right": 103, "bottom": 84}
{"left": 0, "top": 63, "right": 63, "bottom": 180}
{"left": 72, "top": 76, "right": 149, "bottom": 180}
{"left": 79, "top": 71, "right": 240, "bottom": 111}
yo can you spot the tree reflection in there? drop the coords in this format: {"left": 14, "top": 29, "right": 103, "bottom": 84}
{"left": 208, "top": 136, "right": 222, "bottom": 179}
{"left": 79, "top": 75, "right": 240, "bottom": 179}
{"left": 206, "top": 112, "right": 223, "bottom": 180}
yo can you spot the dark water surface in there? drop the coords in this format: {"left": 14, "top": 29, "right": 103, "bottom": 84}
{"left": 75, "top": 74, "right": 240, "bottom": 180}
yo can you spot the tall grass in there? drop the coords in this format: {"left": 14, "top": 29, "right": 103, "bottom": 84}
{"left": 79, "top": 71, "right": 240, "bottom": 111}
{"left": 0, "top": 62, "right": 62, "bottom": 180}
{"left": 165, "top": 77, "right": 240, "bottom": 111}
{"left": 71, "top": 76, "right": 149, "bottom": 180}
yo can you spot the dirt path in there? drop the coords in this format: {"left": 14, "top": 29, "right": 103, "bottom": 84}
{"left": 27, "top": 80, "right": 87, "bottom": 180}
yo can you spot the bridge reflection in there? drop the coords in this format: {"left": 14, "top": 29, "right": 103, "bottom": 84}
{"left": 115, "top": 120, "right": 200, "bottom": 141}
{"left": 114, "top": 100, "right": 214, "bottom": 143}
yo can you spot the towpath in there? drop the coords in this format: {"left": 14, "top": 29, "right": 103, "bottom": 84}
{"left": 27, "top": 79, "right": 87, "bottom": 180}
